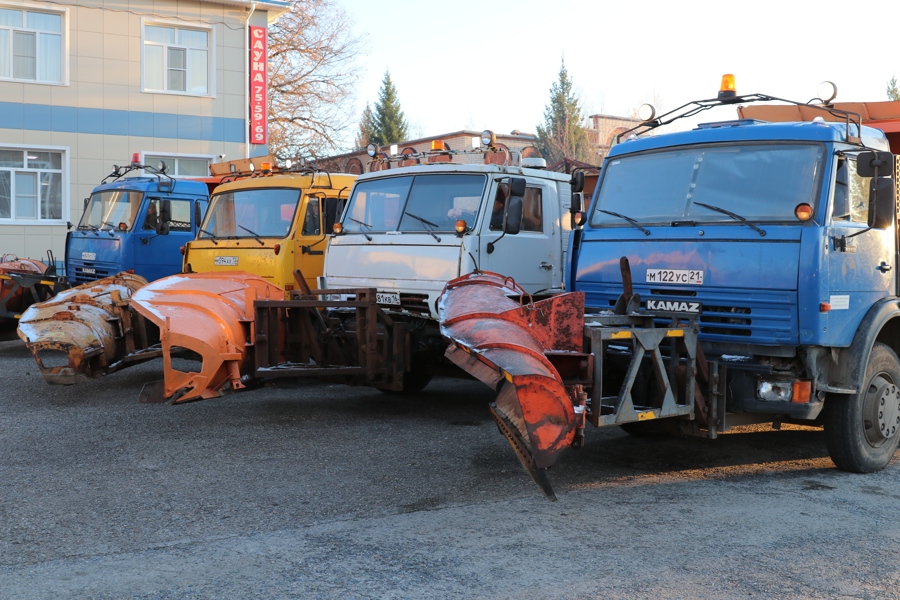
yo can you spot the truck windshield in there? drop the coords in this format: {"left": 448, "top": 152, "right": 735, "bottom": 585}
{"left": 78, "top": 190, "right": 144, "bottom": 231}
{"left": 590, "top": 143, "right": 824, "bottom": 226}
{"left": 200, "top": 188, "right": 300, "bottom": 239}
{"left": 343, "top": 174, "right": 487, "bottom": 233}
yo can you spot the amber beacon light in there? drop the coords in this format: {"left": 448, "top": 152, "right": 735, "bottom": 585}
{"left": 718, "top": 74, "right": 736, "bottom": 100}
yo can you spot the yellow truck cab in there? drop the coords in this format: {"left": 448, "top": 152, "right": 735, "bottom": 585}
{"left": 183, "top": 165, "right": 354, "bottom": 296}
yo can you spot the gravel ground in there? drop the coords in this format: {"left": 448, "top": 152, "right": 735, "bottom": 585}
{"left": 2, "top": 336, "right": 899, "bottom": 599}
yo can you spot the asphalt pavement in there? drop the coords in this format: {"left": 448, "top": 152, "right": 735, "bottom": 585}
{"left": 2, "top": 337, "right": 900, "bottom": 599}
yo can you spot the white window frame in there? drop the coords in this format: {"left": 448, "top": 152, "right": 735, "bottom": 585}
{"left": 0, "top": 3, "right": 68, "bottom": 85}
{"left": 141, "top": 18, "right": 214, "bottom": 97}
{"left": 0, "top": 144, "right": 68, "bottom": 225}
{"left": 142, "top": 152, "right": 213, "bottom": 179}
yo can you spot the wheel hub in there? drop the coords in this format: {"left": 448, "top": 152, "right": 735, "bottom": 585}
{"left": 865, "top": 375, "right": 900, "bottom": 445}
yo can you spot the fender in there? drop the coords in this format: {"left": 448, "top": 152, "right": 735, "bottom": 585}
{"left": 830, "top": 297, "right": 900, "bottom": 393}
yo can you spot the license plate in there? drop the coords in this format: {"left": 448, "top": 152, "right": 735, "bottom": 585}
{"left": 376, "top": 291, "right": 400, "bottom": 305}
{"left": 82, "top": 252, "right": 96, "bottom": 260}
{"left": 646, "top": 269, "right": 704, "bottom": 285}
{"left": 82, "top": 267, "right": 96, "bottom": 275}
{"left": 214, "top": 256, "right": 239, "bottom": 266}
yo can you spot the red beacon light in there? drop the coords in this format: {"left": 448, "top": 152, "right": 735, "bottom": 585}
{"left": 131, "top": 152, "right": 141, "bottom": 166}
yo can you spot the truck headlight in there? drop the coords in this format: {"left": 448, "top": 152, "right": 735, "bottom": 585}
{"left": 757, "top": 380, "right": 792, "bottom": 402}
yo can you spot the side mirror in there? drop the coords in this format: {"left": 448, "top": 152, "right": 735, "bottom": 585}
{"left": 157, "top": 221, "right": 170, "bottom": 235}
{"left": 509, "top": 177, "right": 526, "bottom": 197}
{"left": 571, "top": 191, "right": 584, "bottom": 214}
{"left": 857, "top": 151, "right": 895, "bottom": 178}
{"left": 868, "top": 177, "right": 896, "bottom": 229}
{"left": 503, "top": 196, "right": 523, "bottom": 235}
{"left": 571, "top": 171, "right": 584, "bottom": 193}
{"left": 194, "top": 202, "right": 202, "bottom": 229}
{"left": 83, "top": 197, "right": 89, "bottom": 210}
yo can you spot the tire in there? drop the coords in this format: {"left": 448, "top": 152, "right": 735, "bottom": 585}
{"left": 824, "top": 342, "right": 900, "bottom": 472}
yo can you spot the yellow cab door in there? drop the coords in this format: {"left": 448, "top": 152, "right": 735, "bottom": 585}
{"left": 293, "top": 194, "right": 346, "bottom": 292}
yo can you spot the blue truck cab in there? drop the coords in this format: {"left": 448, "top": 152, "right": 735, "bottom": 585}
{"left": 569, "top": 81, "right": 900, "bottom": 472}
{"left": 67, "top": 161, "right": 210, "bottom": 285}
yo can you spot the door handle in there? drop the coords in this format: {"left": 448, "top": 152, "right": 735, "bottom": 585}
{"left": 878, "top": 261, "right": 892, "bottom": 273}
{"left": 540, "top": 262, "right": 552, "bottom": 270}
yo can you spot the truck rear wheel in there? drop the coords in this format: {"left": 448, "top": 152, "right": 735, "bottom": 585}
{"left": 824, "top": 342, "right": 900, "bottom": 472}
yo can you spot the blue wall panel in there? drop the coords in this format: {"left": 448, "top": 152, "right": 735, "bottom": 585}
{"left": 0, "top": 102, "right": 24, "bottom": 129}
{"left": 2, "top": 101, "right": 244, "bottom": 143}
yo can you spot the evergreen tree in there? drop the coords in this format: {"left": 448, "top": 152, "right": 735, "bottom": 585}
{"left": 372, "top": 71, "right": 408, "bottom": 145}
{"left": 355, "top": 103, "right": 376, "bottom": 149}
{"left": 535, "top": 59, "right": 594, "bottom": 165}
{"left": 888, "top": 76, "right": 900, "bottom": 101}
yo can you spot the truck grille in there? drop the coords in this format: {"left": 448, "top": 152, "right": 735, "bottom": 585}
{"left": 586, "top": 284, "right": 796, "bottom": 346}
{"left": 399, "top": 293, "right": 430, "bottom": 315}
{"left": 68, "top": 260, "right": 113, "bottom": 284}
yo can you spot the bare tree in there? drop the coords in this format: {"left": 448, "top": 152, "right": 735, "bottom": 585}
{"left": 266, "top": 0, "right": 363, "bottom": 162}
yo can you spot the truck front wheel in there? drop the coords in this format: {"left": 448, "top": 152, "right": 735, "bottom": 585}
{"left": 824, "top": 342, "right": 900, "bottom": 472}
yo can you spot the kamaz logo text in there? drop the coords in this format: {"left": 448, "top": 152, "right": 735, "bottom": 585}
{"left": 646, "top": 299, "right": 702, "bottom": 313}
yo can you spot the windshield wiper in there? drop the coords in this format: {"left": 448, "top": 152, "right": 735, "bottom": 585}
{"left": 238, "top": 224, "right": 265, "bottom": 245}
{"left": 348, "top": 217, "right": 372, "bottom": 241}
{"left": 596, "top": 209, "right": 650, "bottom": 236}
{"left": 692, "top": 202, "right": 766, "bottom": 237}
{"left": 199, "top": 227, "right": 219, "bottom": 245}
{"left": 79, "top": 224, "right": 101, "bottom": 236}
{"left": 404, "top": 212, "right": 441, "bottom": 242}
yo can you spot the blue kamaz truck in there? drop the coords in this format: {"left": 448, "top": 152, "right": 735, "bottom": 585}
{"left": 67, "top": 158, "right": 211, "bottom": 284}
{"left": 1, "top": 158, "right": 211, "bottom": 324}
{"left": 439, "top": 78, "right": 900, "bottom": 499}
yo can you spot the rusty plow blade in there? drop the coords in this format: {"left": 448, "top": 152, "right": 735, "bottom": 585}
{"left": 439, "top": 271, "right": 586, "bottom": 500}
{"left": 17, "top": 273, "right": 153, "bottom": 384}
{"left": 0, "top": 256, "right": 54, "bottom": 322}
{"left": 130, "top": 272, "right": 284, "bottom": 404}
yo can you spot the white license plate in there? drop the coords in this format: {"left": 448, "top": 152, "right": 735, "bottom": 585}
{"left": 646, "top": 269, "right": 704, "bottom": 285}
{"left": 214, "top": 256, "right": 239, "bottom": 266}
{"left": 376, "top": 291, "right": 400, "bottom": 305}
{"left": 82, "top": 267, "right": 96, "bottom": 275}
{"left": 82, "top": 252, "right": 96, "bottom": 260}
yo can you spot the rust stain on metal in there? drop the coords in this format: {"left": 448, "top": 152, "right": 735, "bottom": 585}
{"left": 17, "top": 273, "right": 153, "bottom": 385}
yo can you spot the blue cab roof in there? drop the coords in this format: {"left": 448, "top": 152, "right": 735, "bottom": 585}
{"left": 609, "top": 119, "right": 891, "bottom": 157}
{"left": 93, "top": 177, "right": 209, "bottom": 194}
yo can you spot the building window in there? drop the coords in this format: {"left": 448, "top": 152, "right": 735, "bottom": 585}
{"left": 0, "top": 149, "right": 64, "bottom": 222}
{"left": 144, "top": 155, "right": 210, "bottom": 178}
{"left": 143, "top": 24, "right": 210, "bottom": 95}
{"left": 0, "top": 7, "right": 63, "bottom": 83}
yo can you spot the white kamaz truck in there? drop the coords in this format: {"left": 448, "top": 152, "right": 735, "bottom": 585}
{"left": 251, "top": 132, "right": 591, "bottom": 393}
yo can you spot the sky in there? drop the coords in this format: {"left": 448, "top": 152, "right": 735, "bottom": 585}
{"left": 333, "top": 0, "right": 900, "bottom": 150}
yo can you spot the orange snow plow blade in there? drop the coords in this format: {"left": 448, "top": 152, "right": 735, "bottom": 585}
{"left": 17, "top": 273, "right": 153, "bottom": 384}
{"left": 439, "top": 271, "right": 587, "bottom": 500}
{"left": 130, "top": 272, "right": 284, "bottom": 404}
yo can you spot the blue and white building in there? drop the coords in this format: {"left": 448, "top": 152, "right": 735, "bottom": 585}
{"left": 0, "top": 0, "right": 288, "bottom": 260}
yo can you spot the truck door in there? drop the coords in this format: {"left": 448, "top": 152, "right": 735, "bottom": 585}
{"left": 479, "top": 180, "right": 558, "bottom": 292}
{"left": 295, "top": 195, "right": 344, "bottom": 291}
{"left": 827, "top": 157, "right": 895, "bottom": 340}
{"left": 134, "top": 197, "right": 196, "bottom": 282}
